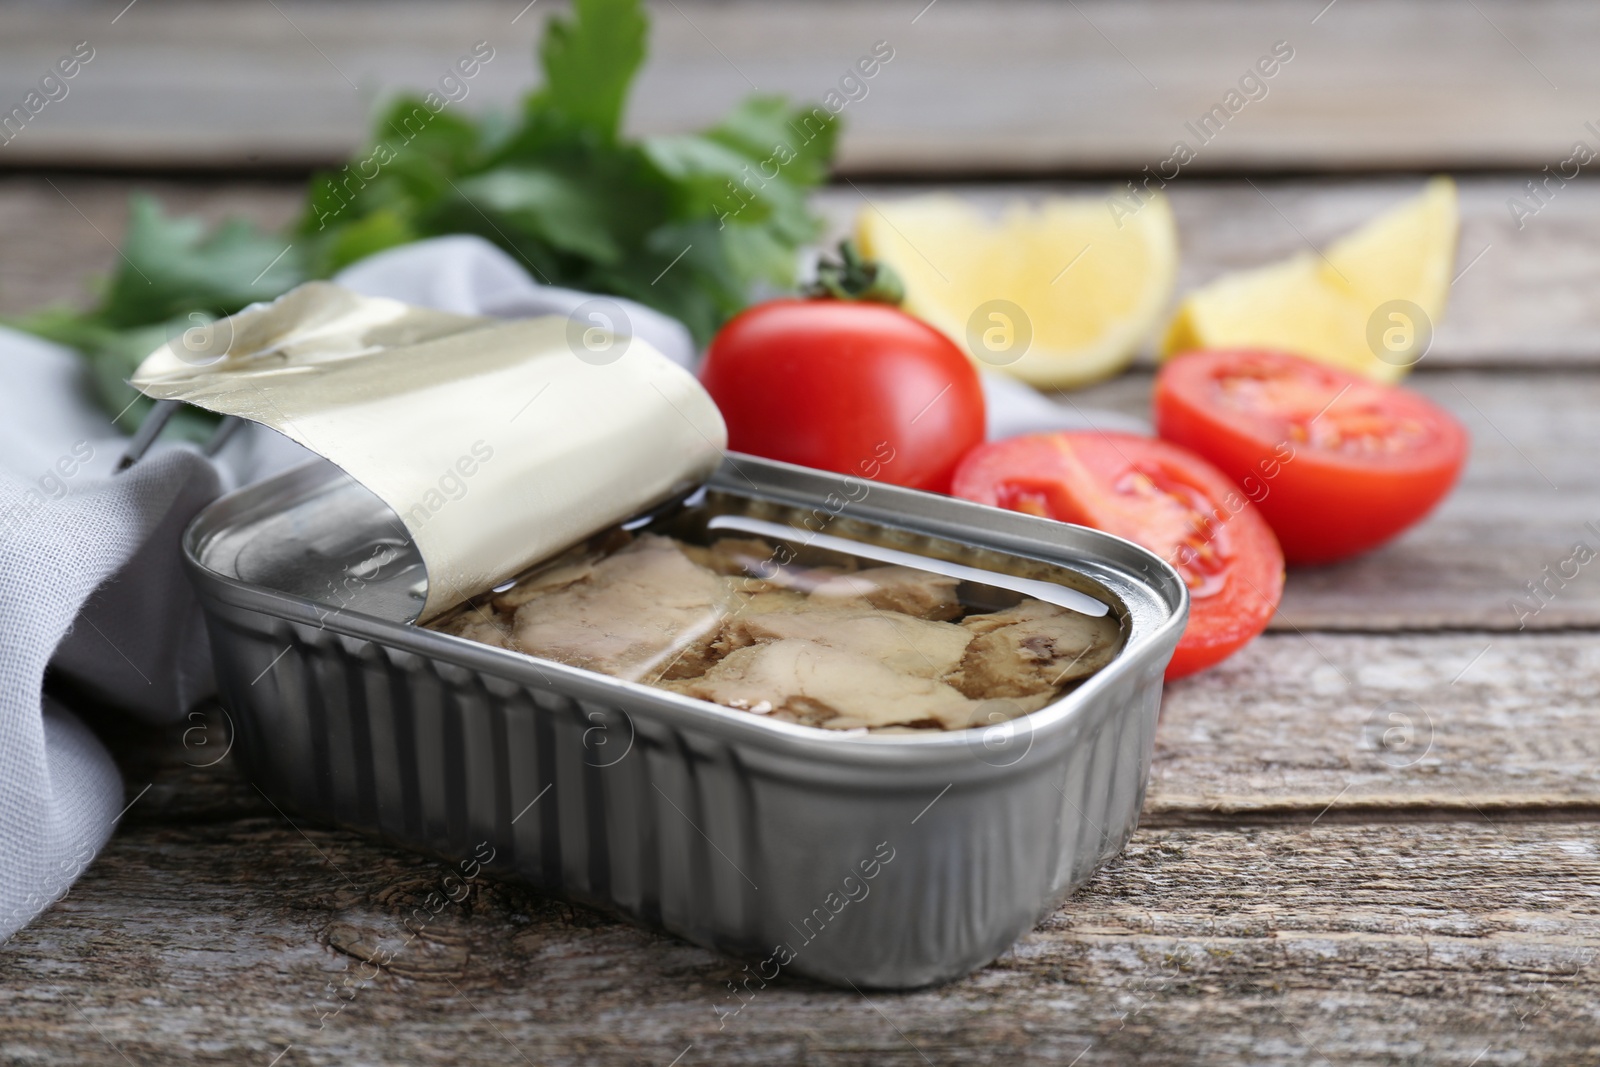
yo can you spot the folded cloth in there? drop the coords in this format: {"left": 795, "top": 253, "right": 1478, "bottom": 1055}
{"left": 0, "top": 234, "right": 1146, "bottom": 942}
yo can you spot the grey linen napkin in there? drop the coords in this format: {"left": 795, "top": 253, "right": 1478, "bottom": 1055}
{"left": 0, "top": 327, "right": 303, "bottom": 941}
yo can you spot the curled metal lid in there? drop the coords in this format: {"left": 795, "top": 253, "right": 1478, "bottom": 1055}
{"left": 134, "top": 282, "right": 726, "bottom": 620}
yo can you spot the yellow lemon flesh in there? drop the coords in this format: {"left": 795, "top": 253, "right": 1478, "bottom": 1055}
{"left": 1162, "top": 176, "right": 1459, "bottom": 383}
{"left": 855, "top": 193, "right": 1178, "bottom": 388}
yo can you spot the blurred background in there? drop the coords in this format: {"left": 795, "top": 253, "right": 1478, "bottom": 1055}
{"left": 1, "top": 0, "right": 1590, "bottom": 173}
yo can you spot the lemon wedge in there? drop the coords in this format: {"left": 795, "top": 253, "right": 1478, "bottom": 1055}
{"left": 855, "top": 193, "right": 1178, "bottom": 388}
{"left": 1162, "top": 177, "right": 1459, "bottom": 382}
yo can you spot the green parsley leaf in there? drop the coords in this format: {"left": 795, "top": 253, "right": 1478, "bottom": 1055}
{"left": 536, "top": 0, "right": 648, "bottom": 140}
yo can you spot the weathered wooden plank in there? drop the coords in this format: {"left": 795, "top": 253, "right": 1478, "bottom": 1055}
{"left": 8, "top": 176, "right": 1596, "bottom": 369}
{"left": 1151, "top": 632, "right": 1600, "bottom": 820}
{"left": 2, "top": 0, "right": 1599, "bottom": 176}
{"left": 2, "top": 812, "right": 1595, "bottom": 1065}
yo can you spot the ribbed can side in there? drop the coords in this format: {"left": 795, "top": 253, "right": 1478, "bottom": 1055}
{"left": 208, "top": 608, "right": 768, "bottom": 945}
{"left": 200, "top": 591, "right": 1164, "bottom": 990}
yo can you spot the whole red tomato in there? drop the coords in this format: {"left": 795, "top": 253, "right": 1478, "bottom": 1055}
{"left": 699, "top": 299, "right": 985, "bottom": 493}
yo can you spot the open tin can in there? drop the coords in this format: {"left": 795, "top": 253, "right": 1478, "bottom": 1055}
{"left": 185, "top": 453, "right": 1186, "bottom": 989}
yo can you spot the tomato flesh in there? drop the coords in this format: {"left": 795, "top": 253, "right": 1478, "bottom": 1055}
{"left": 699, "top": 299, "right": 986, "bottom": 493}
{"left": 1156, "top": 349, "right": 1468, "bottom": 563}
{"left": 953, "top": 432, "right": 1285, "bottom": 680}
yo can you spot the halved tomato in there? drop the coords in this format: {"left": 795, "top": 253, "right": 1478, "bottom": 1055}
{"left": 951, "top": 432, "right": 1284, "bottom": 680}
{"left": 1155, "top": 349, "right": 1468, "bottom": 564}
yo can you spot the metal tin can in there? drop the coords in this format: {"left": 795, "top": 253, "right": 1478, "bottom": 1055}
{"left": 185, "top": 455, "right": 1186, "bottom": 989}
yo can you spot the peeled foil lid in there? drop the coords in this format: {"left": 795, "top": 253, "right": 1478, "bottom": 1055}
{"left": 132, "top": 282, "right": 727, "bottom": 621}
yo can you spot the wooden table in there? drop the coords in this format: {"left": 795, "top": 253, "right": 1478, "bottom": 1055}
{"left": 3, "top": 3, "right": 1599, "bottom": 1062}
{"left": 3, "top": 172, "right": 1595, "bottom": 1066}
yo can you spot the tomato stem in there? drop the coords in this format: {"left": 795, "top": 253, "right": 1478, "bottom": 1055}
{"left": 805, "top": 239, "right": 905, "bottom": 305}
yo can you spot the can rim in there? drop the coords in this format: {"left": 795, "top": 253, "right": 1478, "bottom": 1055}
{"left": 183, "top": 453, "right": 1189, "bottom": 770}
